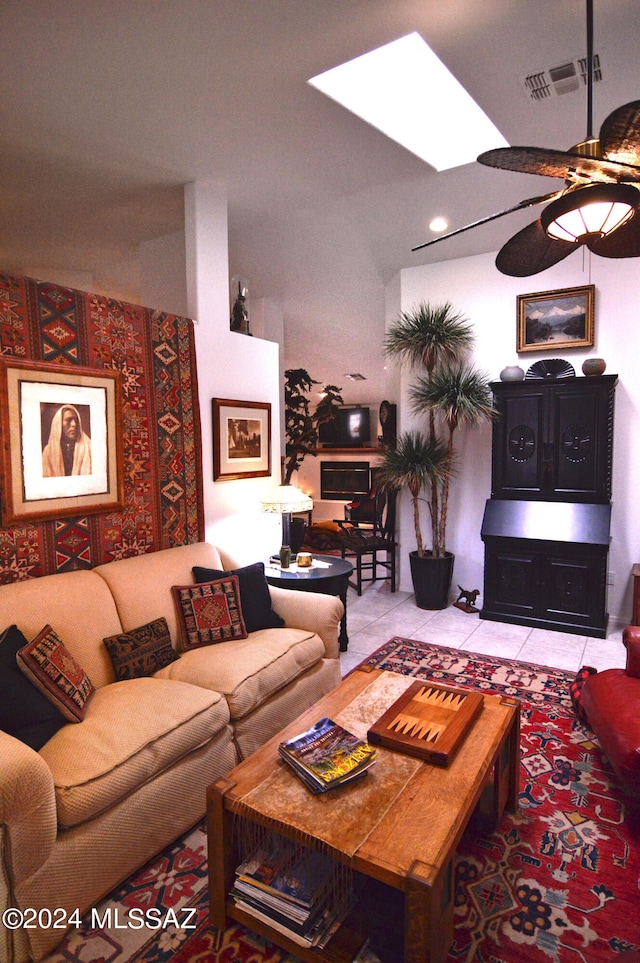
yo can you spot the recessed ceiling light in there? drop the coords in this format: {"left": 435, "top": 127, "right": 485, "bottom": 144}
{"left": 429, "top": 216, "right": 449, "bottom": 233}
{"left": 308, "top": 32, "right": 508, "bottom": 171}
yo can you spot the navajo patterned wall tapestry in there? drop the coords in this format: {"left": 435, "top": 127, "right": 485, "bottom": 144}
{"left": 0, "top": 273, "right": 204, "bottom": 582}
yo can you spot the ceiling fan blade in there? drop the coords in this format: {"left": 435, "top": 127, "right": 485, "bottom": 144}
{"left": 589, "top": 210, "right": 640, "bottom": 258}
{"left": 599, "top": 100, "right": 640, "bottom": 167}
{"left": 495, "top": 219, "right": 577, "bottom": 277}
{"left": 411, "top": 192, "right": 560, "bottom": 253}
{"left": 478, "top": 146, "right": 640, "bottom": 183}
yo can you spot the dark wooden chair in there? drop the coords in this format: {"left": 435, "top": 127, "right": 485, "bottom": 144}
{"left": 343, "top": 472, "right": 383, "bottom": 525}
{"left": 335, "top": 488, "right": 398, "bottom": 595}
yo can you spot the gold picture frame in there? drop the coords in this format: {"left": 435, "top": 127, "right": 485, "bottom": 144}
{"left": 212, "top": 398, "right": 271, "bottom": 481}
{"left": 0, "top": 359, "right": 124, "bottom": 525}
{"left": 517, "top": 284, "right": 595, "bottom": 353}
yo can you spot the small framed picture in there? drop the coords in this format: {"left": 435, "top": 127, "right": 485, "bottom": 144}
{"left": 517, "top": 284, "right": 595, "bottom": 353}
{"left": 0, "top": 359, "right": 124, "bottom": 525}
{"left": 212, "top": 398, "right": 271, "bottom": 481}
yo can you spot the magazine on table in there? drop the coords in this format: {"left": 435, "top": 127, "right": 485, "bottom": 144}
{"left": 231, "top": 841, "right": 347, "bottom": 947}
{"left": 231, "top": 893, "right": 348, "bottom": 948}
{"left": 235, "top": 842, "right": 328, "bottom": 909}
{"left": 278, "top": 716, "right": 376, "bottom": 793}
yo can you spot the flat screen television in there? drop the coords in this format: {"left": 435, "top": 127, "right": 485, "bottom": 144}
{"left": 318, "top": 406, "right": 371, "bottom": 448}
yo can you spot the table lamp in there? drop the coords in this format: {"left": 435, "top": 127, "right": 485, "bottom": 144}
{"left": 261, "top": 484, "right": 313, "bottom": 566}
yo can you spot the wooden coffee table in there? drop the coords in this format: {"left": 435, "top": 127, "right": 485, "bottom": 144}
{"left": 207, "top": 666, "right": 520, "bottom": 963}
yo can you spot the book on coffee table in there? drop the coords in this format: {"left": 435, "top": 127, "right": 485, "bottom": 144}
{"left": 279, "top": 716, "right": 376, "bottom": 793}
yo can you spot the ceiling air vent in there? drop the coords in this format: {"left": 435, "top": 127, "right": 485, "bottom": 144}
{"left": 523, "top": 53, "right": 602, "bottom": 102}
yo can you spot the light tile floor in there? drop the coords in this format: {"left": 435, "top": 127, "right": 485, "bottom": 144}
{"left": 339, "top": 581, "right": 629, "bottom": 678}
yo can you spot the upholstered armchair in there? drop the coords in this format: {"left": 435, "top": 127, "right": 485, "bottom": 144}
{"left": 581, "top": 625, "right": 640, "bottom": 797}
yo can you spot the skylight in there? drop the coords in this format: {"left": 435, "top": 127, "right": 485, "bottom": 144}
{"left": 308, "top": 32, "right": 508, "bottom": 171}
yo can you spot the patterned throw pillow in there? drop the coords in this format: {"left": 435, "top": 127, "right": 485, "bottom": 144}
{"left": 103, "top": 617, "right": 179, "bottom": 681}
{"left": 172, "top": 576, "right": 248, "bottom": 651}
{"left": 0, "top": 623, "right": 66, "bottom": 749}
{"left": 569, "top": 665, "right": 598, "bottom": 724}
{"left": 16, "top": 626, "right": 95, "bottom": 722}
{"left": 192, "top": 562, "right": 284, "bottom": 633}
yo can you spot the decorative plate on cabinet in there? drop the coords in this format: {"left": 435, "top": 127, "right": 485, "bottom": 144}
{"left": 525, "top": 359, "right": 575, "bottom": 380}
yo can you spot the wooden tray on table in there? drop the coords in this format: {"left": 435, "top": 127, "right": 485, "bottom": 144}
{"left": 367, "top": 681, "right": 483, "bottom": 766}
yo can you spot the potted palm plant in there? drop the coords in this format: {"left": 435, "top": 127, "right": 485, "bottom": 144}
{"left": 378, "top": 301, "right": 494, "bottom": 608}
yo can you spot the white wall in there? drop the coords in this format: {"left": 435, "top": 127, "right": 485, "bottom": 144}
{"left": 389, "top": 251, "right": 640, "bottom": 631}
{"left": 252, "top": 297, "right": 286, "bottom": 459}
{"left": 180, "top": 180, "right": 285, "bottom": 564}
{"left": 140, "top": 231, "right": 188, "bottom": 316}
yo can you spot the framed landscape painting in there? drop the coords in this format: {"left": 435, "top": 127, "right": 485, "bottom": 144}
{"left": 0, "top": 359, "right": 124, "bottom": 525}
{"left": 212, "top": 398, "right": 271, "bottom": 481}
{"left": 517, "top": 284, "right": 595, "bottom": 353}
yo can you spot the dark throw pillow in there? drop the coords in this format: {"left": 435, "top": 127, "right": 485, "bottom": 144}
{"left": 192, "top": 562, "right": 284, "bottom": 634}
{"left": 172, "top": 575, "right": 248, "bottom": 651}
{"left": 0, "top": 624, "right": 67, "bottom": 750}
{"left": 16, "top": 625, "right": 96, "bottom": 722}
{"left": 570, "top": 665, "right": 598, "bottom": 724}
{"left": 103, "top": 616, "right": 180, "bottom": 681}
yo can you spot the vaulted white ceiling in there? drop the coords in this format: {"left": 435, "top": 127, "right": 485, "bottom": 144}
{"left": 1, "top": 0, "right": 638, "bottom": 404}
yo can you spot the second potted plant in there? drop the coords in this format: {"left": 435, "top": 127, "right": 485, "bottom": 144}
{"left": 378, "top": 301, "right": 494, "bottom": 608}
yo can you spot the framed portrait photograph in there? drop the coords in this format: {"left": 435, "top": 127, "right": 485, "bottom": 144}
{"left": 517, "top": 284, "right": 595, "bottom": 353}
{"left": 0, "top": 359, "right": 124, "bottom": 525}
{"left": 212, "top": 398, "right": 271, "bottom": 481}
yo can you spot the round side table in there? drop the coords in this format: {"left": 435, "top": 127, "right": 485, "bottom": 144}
{"left": 264, "top": 554, "right": 353, "bottom": 651}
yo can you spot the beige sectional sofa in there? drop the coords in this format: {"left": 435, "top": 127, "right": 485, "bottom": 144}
{"left": 0, "top": 542, "right": 343, "bottom": 963}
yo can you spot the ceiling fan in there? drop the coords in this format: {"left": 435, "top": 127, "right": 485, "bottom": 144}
{"left": 412, "top": 0, "right": 640, "bottom": 277}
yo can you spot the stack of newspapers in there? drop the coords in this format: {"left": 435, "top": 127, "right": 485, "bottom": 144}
{"left": 231, "top": 842, "right": 348, "bottom": 948}
{"left": 278, "top": 716, "right": 377, "bottom": 793}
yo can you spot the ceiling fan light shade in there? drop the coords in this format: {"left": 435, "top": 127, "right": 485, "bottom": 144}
{"left": 541, "top": 183, "right": 638, "bottom": 243}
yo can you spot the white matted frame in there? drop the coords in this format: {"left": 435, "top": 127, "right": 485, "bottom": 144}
{"left": 0, "top": 359, "right": 124, "bottom": 524}
{"left": 212, "top": 398, "right": 271, "bottom": 481}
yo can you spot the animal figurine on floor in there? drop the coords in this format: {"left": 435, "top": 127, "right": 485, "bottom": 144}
{"left": 454, "top": 585, "right": 480, "bottom": 613}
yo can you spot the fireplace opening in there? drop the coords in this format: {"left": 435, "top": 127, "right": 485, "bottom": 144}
{"left": 320, "top": 461, "right": 370, "bottom": 500}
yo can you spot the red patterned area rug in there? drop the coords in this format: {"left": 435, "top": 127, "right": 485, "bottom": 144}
{"left": 44, "top": 638, "right": 640, "bottom": 963}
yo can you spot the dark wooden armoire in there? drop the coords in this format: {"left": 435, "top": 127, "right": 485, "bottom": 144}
{"left": 480, "top": 374, "right": 616, "bottom": 638}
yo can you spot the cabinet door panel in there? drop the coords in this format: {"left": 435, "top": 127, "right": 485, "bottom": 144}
{"left": 546, "top": 557, "right": 591, "bottom": 618}
{"left": 492, "top": 389, "right": 546, "bottom": 497}
{"left": 545, "top": 554, "right": 607, "bottom": 625}
{"left": 553, "top": 388, "right": 601, "bottom": 499}
{"left": 486, "top": 550, "right": 538, "bottom": 615}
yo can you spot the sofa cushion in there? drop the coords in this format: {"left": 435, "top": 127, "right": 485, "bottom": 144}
{"left": 158, "top": 626, "right": 325, "bottom": 720}
{"left": 103, "top": 617, "right": 180, "bottom": 680}
{"left": 581, "top": 669, "right": 640, "bottom": 796}
{"left": 93, "top": 542, "right": 226, "bottom": 647}
{"left": 0, "top": 623, "right": 66, "bottom": 749}
{"left": 193, "top": 562, "right": 284, "bottom": 633}
{"left": 0, "top": 569, "right": 124, "bottom": 688}
{"left": 173, "top": 576, "right": 247, "bottom": 650}
{"left": 17, "top": 625, "right": 96, "bottom": 722}
{"left": 38, "top": 677, "right": 231, "bottom": 828}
